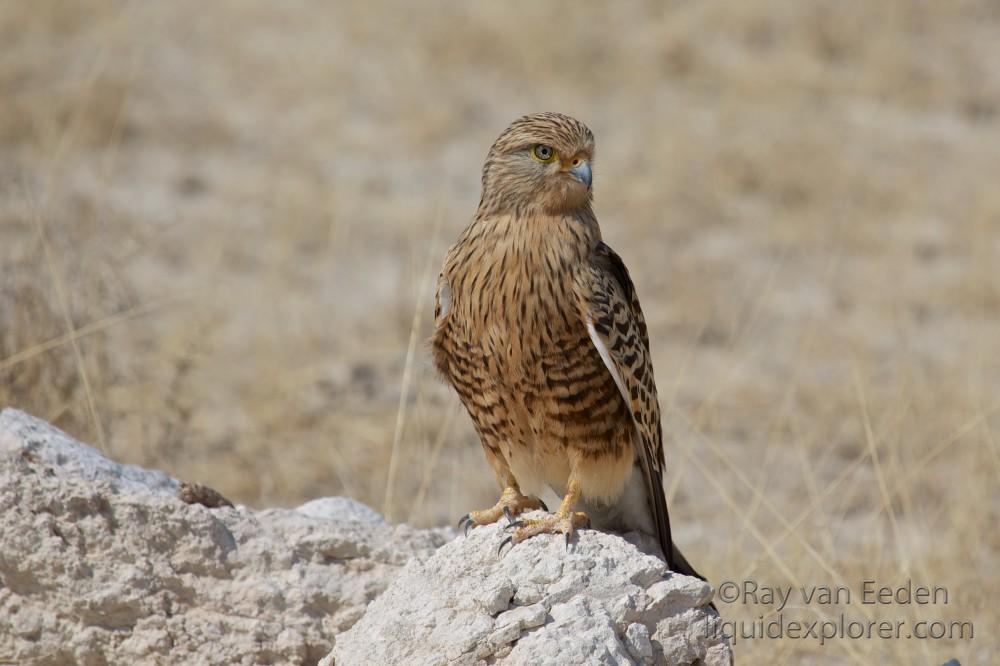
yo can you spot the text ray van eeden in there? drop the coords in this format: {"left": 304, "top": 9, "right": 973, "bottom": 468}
{"left": 720, "top": 579, "right": 950, "bottom": 612}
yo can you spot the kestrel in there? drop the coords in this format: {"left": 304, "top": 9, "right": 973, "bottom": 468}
{"left": 432, "top": 112, "right": 707, "bottom": 582}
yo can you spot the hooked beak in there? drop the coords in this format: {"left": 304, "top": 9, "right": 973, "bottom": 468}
{"left": 567, "top": 160, "right": 592, "bottom": 189}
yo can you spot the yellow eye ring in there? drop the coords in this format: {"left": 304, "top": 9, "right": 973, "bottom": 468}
{"left": 531, "top": 144, "right": 557, "bottom": 163}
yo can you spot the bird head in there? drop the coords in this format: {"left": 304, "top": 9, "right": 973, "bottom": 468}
{"left": 479, "top": 112, "right": 595, "bottom": 216}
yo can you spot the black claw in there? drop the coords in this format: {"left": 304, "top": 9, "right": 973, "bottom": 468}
{"left": 458, "top": 514, "right": 475, "bottom": 537}
{"left": 538, "top": 499, "right": 549, "bottom": 512}
{"left": 497, "top": 536, "right": 514, "bottom": 557}
{"left": 565, "top": 531, "right": 571, "bottom": 549}
{"left": 503, "top": 506, "right": 513, "bottom": 524}
{"left": 505, "top": 519, "right": 524, "bottom": 531}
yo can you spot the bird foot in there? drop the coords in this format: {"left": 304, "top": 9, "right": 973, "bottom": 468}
{"left": 457, "top": 488, "right": 547, "bottom": 536}
{"left": 498, "top": 511, "right": 590, "bottom": 555}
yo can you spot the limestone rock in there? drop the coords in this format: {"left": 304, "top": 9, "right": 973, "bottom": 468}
{"left": 0, "top": 408, "right": 730, "bottom": 665}
{"left": 325, "top": 513, "right": 731, "bottom": 665}
{"left": 0, "top": 408, "right": 449, "bottom": 665}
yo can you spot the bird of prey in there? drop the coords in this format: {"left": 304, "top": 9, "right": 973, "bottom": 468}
{"left": 431, "top": 112, "right": 706, "bottom": 581}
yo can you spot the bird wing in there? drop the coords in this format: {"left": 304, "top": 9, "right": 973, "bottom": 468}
{"left": 434, "top": 271, "right": 452, "bottom": 322}
{"left": 581, "top": 241, "right": 682, "bottom": 573}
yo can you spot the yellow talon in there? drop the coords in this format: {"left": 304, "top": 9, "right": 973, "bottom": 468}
{"left": 458, "top": 486, "right": 545, "bottom": 536}
{"left": 503, "top": 479, "right": 589, "bottom": 549}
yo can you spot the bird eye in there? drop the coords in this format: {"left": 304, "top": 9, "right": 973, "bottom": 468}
{"left": 531, "top": 144, "right": 556, "bottom": 163}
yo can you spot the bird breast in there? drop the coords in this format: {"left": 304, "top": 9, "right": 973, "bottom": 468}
{"left": 444, "top": 215, "right": 591, "bottom": 359}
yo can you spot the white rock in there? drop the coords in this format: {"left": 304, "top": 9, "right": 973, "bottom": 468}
{"left": 495, "top": 602, "right": 547, "bottom": 632}
{"left": 0, "top": 408, "right": 731, "bottom": 666}
{"left": 0, "top": 408, "right": 449, "bottom": 665}
{"left": 0, "top": 407, "right": 178, "bottom": 496}
{"left": 626, "top": 622, "right": 654, "bottom": 663}
{"left": 296, "top": 496, "right": 386, "bottom": 524}
{"left": 327, "top": 511, "right": 731, "bottom": 665}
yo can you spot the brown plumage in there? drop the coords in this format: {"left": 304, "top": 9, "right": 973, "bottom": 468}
{"left": 432, "top": 112, "right": 706, "bottom": 582}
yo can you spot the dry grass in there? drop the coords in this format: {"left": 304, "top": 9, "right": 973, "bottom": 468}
{"left": 2, "top": 1, "right": 999, "bottom": 662}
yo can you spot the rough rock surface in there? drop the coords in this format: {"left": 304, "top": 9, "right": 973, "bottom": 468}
{"left": 0, "top": 408, "right": 450, "bottom": 665}
{"left": 324, "top": 516, "right": 731, "bottom": 665}
{"left": 0, "top": 408, "right": 730, "bottom": 665}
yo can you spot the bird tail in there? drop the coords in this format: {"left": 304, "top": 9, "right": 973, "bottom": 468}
{"left": 670, "top": 542, "right": 719, "bottom": 613}
{"left": 646, "top": 464, "right": 718, "bottom": 612}
{"left": 669, "top": 542, "right": 706, "bottom": 581}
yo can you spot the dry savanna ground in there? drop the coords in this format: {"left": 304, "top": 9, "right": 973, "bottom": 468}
{"left": 2, "top": 1, "right": 999, "bottom": 663}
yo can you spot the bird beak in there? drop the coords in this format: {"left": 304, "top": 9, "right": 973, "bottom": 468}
{"left": 567, "top": 160, "right": 592, "bottom": 189}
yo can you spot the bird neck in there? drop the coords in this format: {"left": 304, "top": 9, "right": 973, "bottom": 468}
{"left": 476, "top": 194, "right": 595, "bottom": 221}
{"left": 467, "top": 207, "right": 601, "bottom": 263}
{"left": 444, "top": 209, "right": 599, "bottom": 344}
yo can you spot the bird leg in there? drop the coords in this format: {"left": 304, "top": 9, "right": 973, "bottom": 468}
{"left": 458, "top": 485, "right": 546, "bottom": 536}
{"left": 502, "top": 479, "right": 589, "bottom": 552}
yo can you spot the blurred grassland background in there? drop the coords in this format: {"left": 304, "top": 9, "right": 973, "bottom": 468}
{"left": 2, "top": 1, "right": 1000, "bottom": 662}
